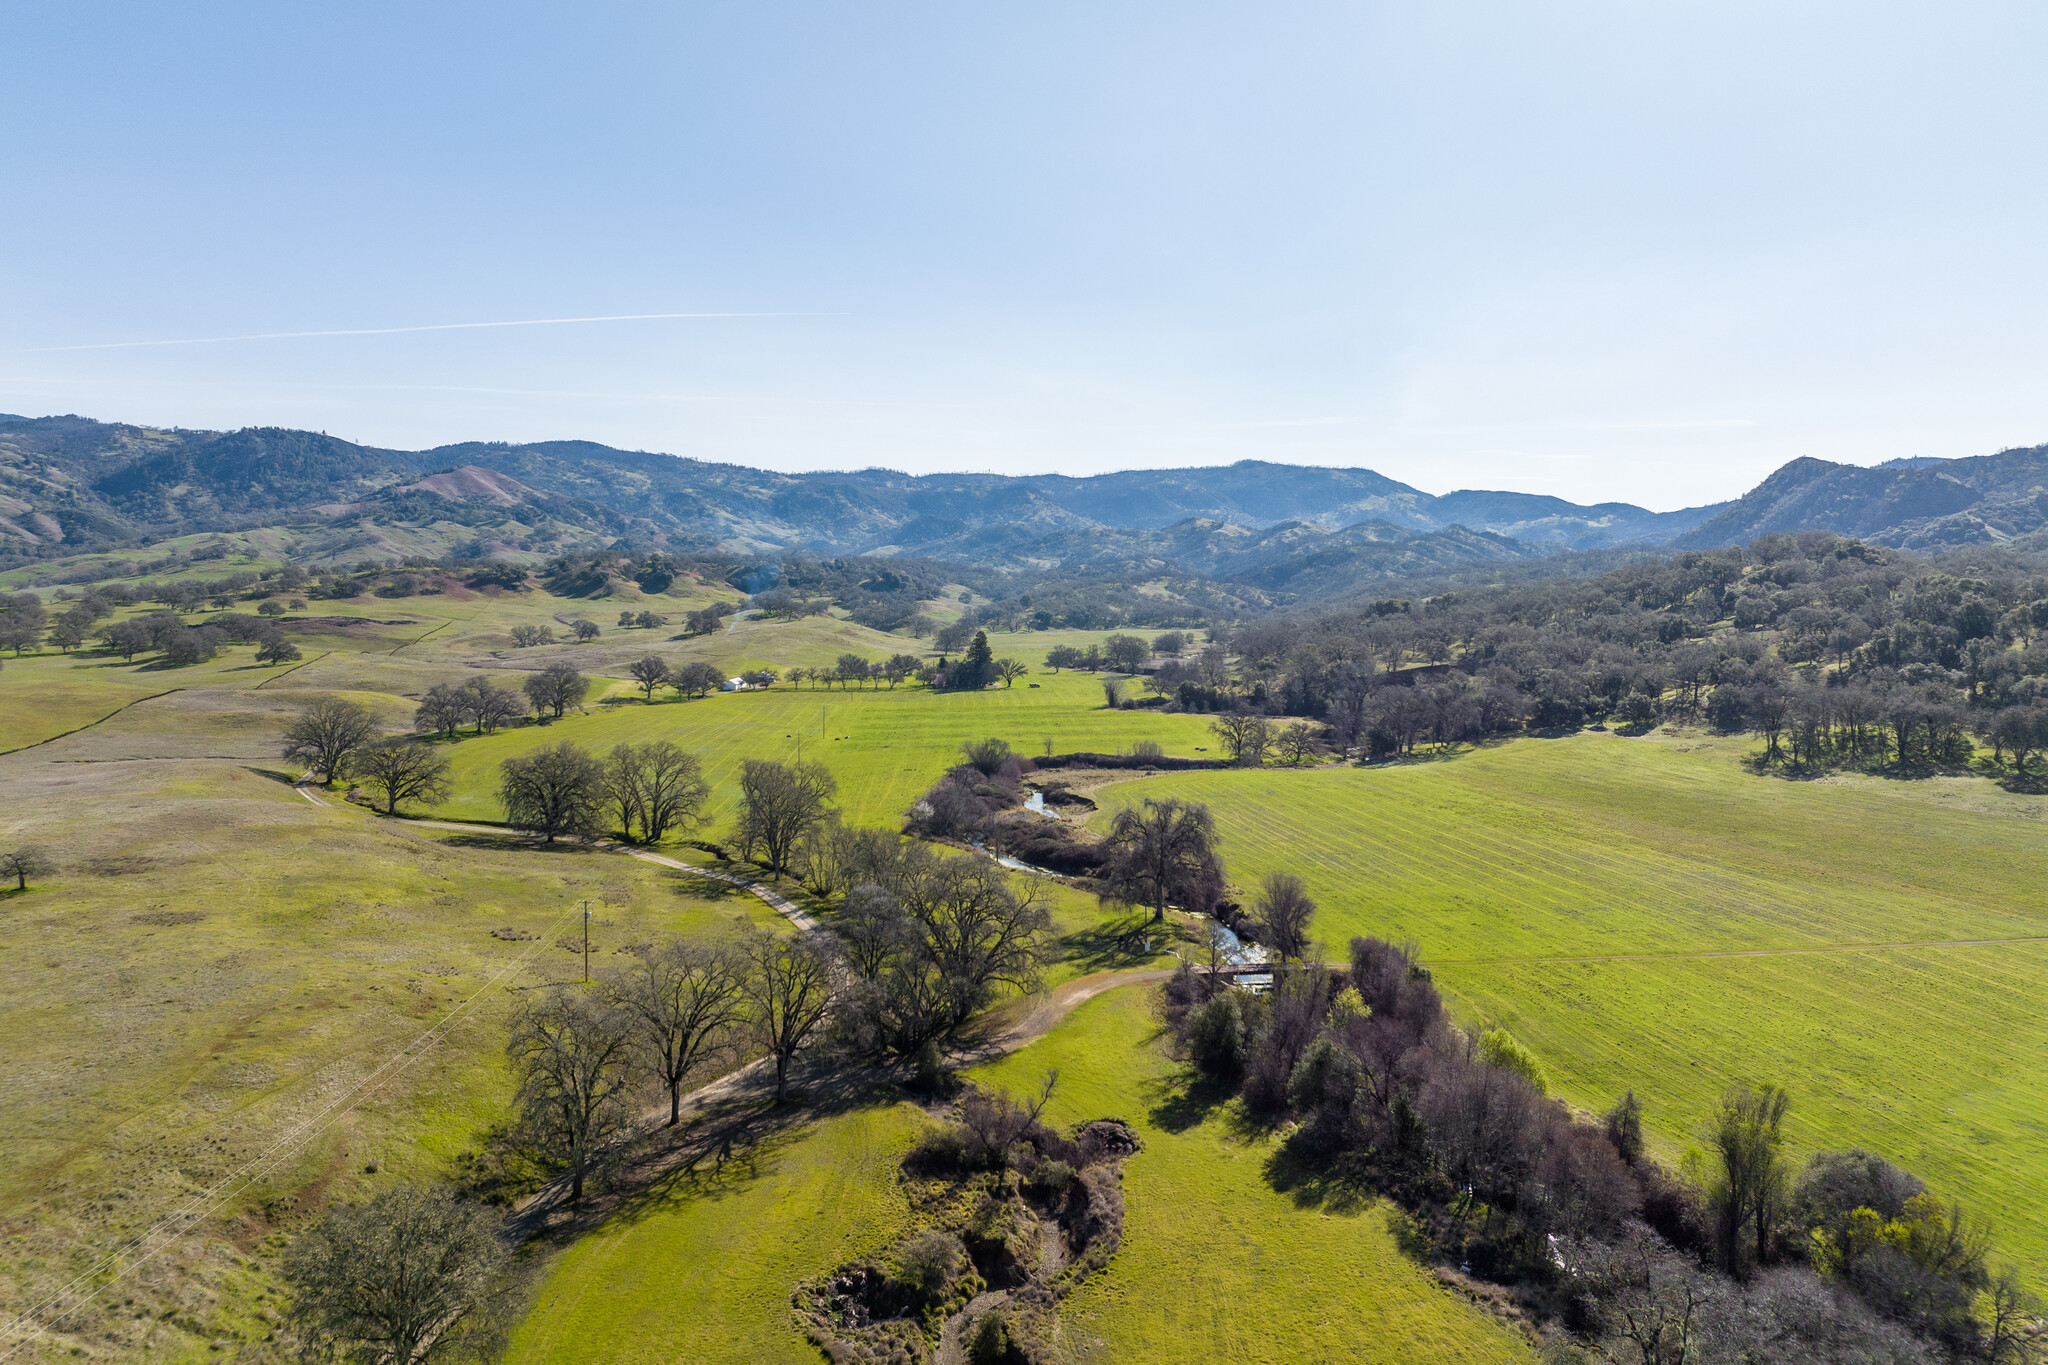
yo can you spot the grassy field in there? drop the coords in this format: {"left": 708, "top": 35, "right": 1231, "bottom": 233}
{"left": 0, "top": 694, "right": 790, "bottom": 1360}
{"left": 972, "top": 987, "right": 1533, "bottom": 1364}
{"left": 1088, "top": 731, "right": 2048, "bottom": 1276}
{"left": 502, "top": 1102, "right": 927, "bottom": 1364}
{"left": 432, "top": 666, "right": 1217, "bottom": 830}
{"left": 504, "top": 985, "right": 1532, "bottom": 1365}
{"left": 0, "top": 580, "right": 1193, "bottom": 1360}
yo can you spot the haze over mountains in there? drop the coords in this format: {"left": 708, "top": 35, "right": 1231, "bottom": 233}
{"left": 2, "top": 413, "right": 2044, "bottom": 592}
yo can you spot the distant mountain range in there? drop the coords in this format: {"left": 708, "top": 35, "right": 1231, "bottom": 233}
{"left": 2, "top": 412, "right": 2044, "bottom": 591}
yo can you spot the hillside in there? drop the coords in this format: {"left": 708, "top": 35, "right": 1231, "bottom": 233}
{"left": 0, "top": 415, "right": 1717, "bottom": 568}
{"left": 1675, "top": 444, "right": 2048, "bottom": 551}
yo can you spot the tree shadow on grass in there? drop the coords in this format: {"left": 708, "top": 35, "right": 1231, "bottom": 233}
{"left": 520, "top": 1063, "right": 904, "bottom": 1247}
{"left": 662, "top": 869, "right": 750, "bottom": 902}
{"left": 1143, "top": 1067, "right": 1240, "bottom": 1135}
{"left": 1263, "top": 1141, "right": 1377, "bottom": 1216}
{"left": 432, "top": 832, "right": 604, "bottom": 856}
{"left": 1060, "top": 909, "right": 1181, "bottom": 974}
{"left": 242, "top": 765, "right": 302, "bottom": 786}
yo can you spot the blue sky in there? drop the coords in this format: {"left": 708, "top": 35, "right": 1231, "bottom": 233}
{"left": 3, "top": 2, "right": 2044, "bottom": 508}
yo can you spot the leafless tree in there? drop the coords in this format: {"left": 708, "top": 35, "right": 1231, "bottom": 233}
{"left": 739, "top": 928, "right": 835, "bottom": 1104}
{"left": 672, "top": 660, "right": 725, "bottom": 698}
{"left": 615, "top": 740, "right": 709, "bottom": 843}
{"left": 1255, "top": 871, "right": 1315, "bottom": 961}
{"left": 855, "top": 847, "right": 1055, "bottom": 1059}
{"left": 460, "top": 676, "right": 521, "bottom": 734}
{"left": 282, "top": 1182, "right": 504, "bottom": 1365}
{"left": 627, "top": 654, "right": 670, "bottom": 701}
{"left": 610, "top": 938, "right": 747, "bottom": 1126}
{"left": 958, "top": 1071, "right": 1058, "bottom": 1167}
{"left": 1575, "top": 1224, "right": 1716, "bottom": 1365}
{"left": 733, "top": 758, "right": 838, "bottom": 877}
{"left": 507, "top": 986, "right": 637, "bottom": 1201}
{"left": 1102, "top": 797, "right": 1223, "bottom": 923}
{"left": 1210, "top": 711, "right": 1271, "bottom": 765}
{"left": 283, "top": 696, "right": 378, "bottom": 783}
{"left": 1, "top": 846, "right": 52, "bottom": 891}
{"left": 499, "top": 742, "right": 606, "bottom": 842}
{"left": 1275, "top": 723, "right": 1317, "bottom": 766}
{"left": 1985, "top": 1267, "right": 2046, "bottom": 1365}
{"left": 351, "top": 741, "right": 453, "bottom": 815}
{"left": 522, "top": 662, "right": 589, "bottom": 718}
{"left": 414, "top": 684, "right": 466, "bottom": 739}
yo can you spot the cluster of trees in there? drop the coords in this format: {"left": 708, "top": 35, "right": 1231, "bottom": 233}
{"left": 933, "top": 630, "right": 1026, "bottom": 690}
{"left": 510, "top": 618, "right": 601, "bottom": 647}
{"left": 497, "top": 740, "right": 712, "bottom": 843}
{"left": 623, "top": 654, "right": 745, "bottom": 700}
{"left": 805, "top": 828, "right": 1056, "bottom": 1076}
{"left": 280, "top": 923, "right": 841, "bottom": 1363}
{"left": 1041, "top": 632, "right": 1153, "bottom": 675}
{"left": 284, "top": 698, "right": 451, "bottom": 813}
{"left": 415, "top": 676, "right": 525, "bottom": 737}
{"left": 1187, "top": 533, "right": 2048, "bottom": 774}
{"left": 787, "top": 652, "right": 925, "bottom": 690}
{"left": 615, "top": 608, "right": 667, "bottom": 630}
{"left": 0, "top": 589, "right": 309, "bottom": 668}
{"left": 679, "top": 602, "right": 736, "bottom": 635}
{"left": 1160, "top": 942, "right": 2041, "bottom": 1363}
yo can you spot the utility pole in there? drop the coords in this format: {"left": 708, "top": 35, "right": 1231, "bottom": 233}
{"left": 580, "top": 898, "right": 592, "bottom": 983}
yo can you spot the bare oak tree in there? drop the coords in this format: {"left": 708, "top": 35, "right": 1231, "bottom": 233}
{"left": 522, "top": 662, "right": 589, "bottom": 719}
{"left": 732, "top": 758, "right": 838, "bottom": 878}
{"left": 627, "top": 655, "right": 669, "bottom": 701}
{"left": 1255, "top": 871, "right": 1316, "bottom": 961}
{"left": 283, "top": 696, "right": 378, "bottom": 783}
{"left": 283, "top": 1182, "right": 503, "bottom": 1365}
{"left": 601, "top": 741, "right": 710, "bottom": 843}
{"left": 499, "top": 742, "right": 605, "bottom": 842}
{"left": 1, "top": 846, "right": 52, "bottom": 891}
{"left": 739, "top": 929, "right": 835, "bottom": 1104}
{"left": 611, "top": 938, "right": 746, "bottom": 1125}
{"left": 1210, "top": 711, "right": 1271, "bottom": 766}
{"left": 507, "top": 986, "right": 637, "bottom": 1201}
{"left": 351, "top": 741, "right": 453, "bottom": 815}
{"left": 1102, "top": 797, "right": 1223, "bottom": 923}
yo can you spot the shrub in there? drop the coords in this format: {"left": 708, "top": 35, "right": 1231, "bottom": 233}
{"left": 1026, "top": 1159, "right": 1077, "bottom": 1197}
{"left": 962, "top": 737, "right": 1013, "bottom": 776}
{"left": 891, "top": 1229, "right": 968, "bottom": 1305}
{"left": 1185, "top": 993, "right": 1246, "bottom": 1077}
{"left": 1479, "top": 1026, "right": 1548, "bottom": 1094}
{"left": 905, "top": 1122, "right": 974, "bottom": 1175}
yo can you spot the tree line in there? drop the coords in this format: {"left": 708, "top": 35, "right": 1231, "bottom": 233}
{"left": 1159, "top": 942, "right": 2042, "bottom": 1363}
{"left": 1173, "top": 532, "right": 2048, "bottom": 776}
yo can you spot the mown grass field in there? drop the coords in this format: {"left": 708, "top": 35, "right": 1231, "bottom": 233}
{"left": 432, "top": 666, "right": 1216, "bottom": 829}
{"left": 504, "top": 985, "right": 1532, "bottom": 1365}
{"left": 1089, "top": 732, "right": 2048, "bottom": 1275}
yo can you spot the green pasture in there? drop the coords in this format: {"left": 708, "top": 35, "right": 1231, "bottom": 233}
{"left": 505, "top": 985, "right": 1530, "bottom": 1365}
{"left": 1089, "top": 732, "right": 2048, "bottom": 1275}
{"left": 503, "top": 1103, "right": 926, "bottom": 1365}
{"left": 0, "top": 697, "right": 783, "bottom": 1360}
{"left": 432, "top": 667, "right": 1216, "bottom": 829}
{"left": 978, "top": 987, "right": 1532, "bottom": 1363}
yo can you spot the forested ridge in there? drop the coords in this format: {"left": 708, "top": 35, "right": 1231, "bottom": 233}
{"left": 1217, "top": 532, "right": 2048, "bottom": 774}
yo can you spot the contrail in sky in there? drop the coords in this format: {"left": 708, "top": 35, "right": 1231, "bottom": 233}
{"left": 18, "top": 312, "right": 815, "bottom": 353}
